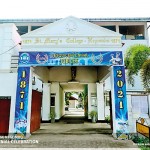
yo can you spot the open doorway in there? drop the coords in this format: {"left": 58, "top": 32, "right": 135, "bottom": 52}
{"left": 60, "top": 82, "right": 88, "bottom": 123}
{"left": 63, "top": 91, "right": 85, "bottom": 124}
{"left": 26, "top": 66, "right": 112, "bottom": 132}
{"left": 64, "top": 91, "right": 85, "bottom": 117}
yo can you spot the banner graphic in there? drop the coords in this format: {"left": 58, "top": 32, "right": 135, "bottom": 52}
{"left": 19, "top": 51, "right": 123, "bottom": 66}
{"left": 14, "top": 67, "right": 30, "bottom": 137}
{"left": 113, "top": 66, "right": 129, "bottom": 138}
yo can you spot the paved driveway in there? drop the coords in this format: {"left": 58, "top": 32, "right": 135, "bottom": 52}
{"left": 0, "top": 121, "right": 139, "bottom": 149}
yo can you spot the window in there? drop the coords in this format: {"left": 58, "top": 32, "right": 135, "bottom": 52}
{"left": 132, "top": 96, "right": 148, "bottom": 114}
{"left": 104, "top": 92, "right": 110, "bottom": 106}
{"left": 91, "top": 93, "right": 97, "bottom": 106}
{"left": 31, "top": 26, "right": 42, "bottom": 31}
{"left": 0, "top": 96, "right": 11, "bottom": 100}
{"left": 119, "top": 25, "right": 144, "bottom": 40}
{"left": 17, "top": 26, "right": 28, "bottom": 35}
{"left": 51, "top": 97, "right": 55, "bottom": 106}
{"left": 101, "top": 26, "right": 116, "bottom": 32}
{"left": 50, "top": 93, "right": 56, "bottom": 106}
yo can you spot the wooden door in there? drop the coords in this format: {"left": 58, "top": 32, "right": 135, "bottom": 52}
{"left": 30, "top": 90, "right": 42, "bottom": 133}
{"left": 0, "top": 98, "right": 11, "bottom": 135}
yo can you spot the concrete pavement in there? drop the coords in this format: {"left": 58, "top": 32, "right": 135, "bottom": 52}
{"left": 0, "top": 110, "right": 139, "bottom": 149}
{"left": 0, "top": 121, "right": 139, "bottom": 149}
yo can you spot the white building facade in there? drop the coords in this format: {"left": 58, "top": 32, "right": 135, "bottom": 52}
{"left": 0, "top": 16, "right": 150, "bottom": 139}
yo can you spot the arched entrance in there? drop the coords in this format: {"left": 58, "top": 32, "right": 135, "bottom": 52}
{"left": 13, "top": 16, "right": 129, "bottom": 139}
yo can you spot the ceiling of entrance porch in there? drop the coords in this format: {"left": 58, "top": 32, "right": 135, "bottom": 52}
{"left": 48, "top": 66, "right": 98, "bottom": 83}
{"left": 60, "top": 82, "right": 85, "bottom": 92}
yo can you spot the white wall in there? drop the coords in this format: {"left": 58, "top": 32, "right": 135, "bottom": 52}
{"left": 103, "top": 78, "right": 111, "bottom": 118}
{"left": 105, "top": 106, "right": 110, "bottom": 117}
{"left": 51, "top": 82, "right": 64, "bottom": 119}
{"left": 33, "top": 67, "right": 49, "bottom": 83}
{"left": 59, "top": 86, "right": 64, "bottom": 117}
{"left": 127, "top": 93, "right": 150, "bottom": 133}
{"left": 104, "top": 77, "right": 111, "bottom": 91}
{"left": 42, "top": 83, "right": 50, "bottom": 121}
{"left": 51, "top": 82, "right": 59, "bottom": 119}
{"left": 88, "top": 83, "right": 97, "bottom": 119}
{"left": 32, "top": 76, "right": 43, "bottom": 92}
{"left": 104, "top": 71, "right": 146, "bottom": 92}
{"left": 126, "top": 71, "right": 145, "bottom": 91}
{"left": 97, "top": 83, "right": 105, "bottom": 120}
{"left": 0, "top": 24, "right": 21, "bottom": 71}
{"left": 122, "top": 40, "right": 148, "bottom": 55}
{"left": 0, "top": 73, "right": 17, "bottom": 134}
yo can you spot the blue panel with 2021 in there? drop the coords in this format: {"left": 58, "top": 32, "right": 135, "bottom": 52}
{"left": 18, "top": 51, "right": 123, "bottom": 66}
{"left": 113, "top": 66, "right": 128, "bottom": 135}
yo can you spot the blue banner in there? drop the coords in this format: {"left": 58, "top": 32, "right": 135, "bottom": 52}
{"left": 19, "top": 51, "right": 123, "bottom": 66}
{"left": 14, "top": 67, "right": 30, "bottom": 137}
{"left": 113, "top": 66, "right": 128, "bottom": 137}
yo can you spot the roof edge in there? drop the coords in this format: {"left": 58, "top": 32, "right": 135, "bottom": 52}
{"left": 0, "top": 17, "right": 150, "bottom": 23}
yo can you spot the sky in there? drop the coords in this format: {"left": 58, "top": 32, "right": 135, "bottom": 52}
{"left": 0, "top": 0, "right": 150, "bottom": 19}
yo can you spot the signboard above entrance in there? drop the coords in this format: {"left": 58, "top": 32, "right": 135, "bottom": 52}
{"left": 19, "top": 51, "right": 123, "bottom": 66}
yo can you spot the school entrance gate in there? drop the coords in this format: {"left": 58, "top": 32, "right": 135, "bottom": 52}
{"left": 13, "top": 16, "right": 129, "bottom": 139}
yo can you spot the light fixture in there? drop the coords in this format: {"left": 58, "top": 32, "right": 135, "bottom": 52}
{"left": 68, "top": 81, "right": 79, "bottom": 84}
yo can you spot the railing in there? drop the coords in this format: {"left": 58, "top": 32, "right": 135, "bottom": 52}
{"left": 121, "top": 35, "right": 144, "bottom": 40}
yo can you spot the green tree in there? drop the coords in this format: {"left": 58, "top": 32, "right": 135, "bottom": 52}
{"left": 141, "top": 59, "right": 150, "bottom": 92}
{"left": 65, "top": 91, "right": 79, "bottom": 105}
{"left": 65, "top": 92, "right": 71, "bottom": 105}
{"left": 124, "top": 44, "right": 150, "bottom": 92}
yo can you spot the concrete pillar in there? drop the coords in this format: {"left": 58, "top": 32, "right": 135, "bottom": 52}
{"left": 88, "top": 83, "right": 97, "bottom": 119}
{"left": 28, "top": 25, "right": 31, "bottom": 33}
{"left": 42, "top": 83, "right": 51, "bottom": 121}
{"left": 116, "top": 25, "right": 119, "bottom": 33}
{"left": 96, "top": 82, "right": 105, "bottom": 120}
{"left": 26, "top": 68, "right": 33, "bottom": 134}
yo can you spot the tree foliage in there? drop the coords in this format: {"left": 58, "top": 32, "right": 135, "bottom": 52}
{"left": 141, "top": 59, "right": 150, "bottom": 92}
{"left": 124, "top": 44, "right": 150, "bottom": 91}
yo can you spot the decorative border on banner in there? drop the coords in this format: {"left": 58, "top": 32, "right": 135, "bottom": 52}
{"left": 113, "top": 66, "right": 129, "bottom": 138}
{"left": 19, "top": 51, "right": 123, "bottom": 66}
{"left": 14, "top": 67, "right": 30, "bottom": 138}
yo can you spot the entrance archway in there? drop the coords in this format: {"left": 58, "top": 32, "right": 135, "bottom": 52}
{"left": 13, "top": 16, "right": 129, "bottom": 139}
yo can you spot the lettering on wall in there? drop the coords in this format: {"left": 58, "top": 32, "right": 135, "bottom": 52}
{"left": 22, "top": 36, "right": 121, "bottom": 47}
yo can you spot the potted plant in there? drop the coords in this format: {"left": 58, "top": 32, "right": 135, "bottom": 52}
{"left": 89, "top": 110, "right": 98, "bottom": 123}
{"left": 105, "top": 115, "right": 110, "bottom": 124}
{"left": 65, "top": 99, "right": 70, "bottom": 111}
{"left": 49, "top": 111, "right": 56, "bottom": 123}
